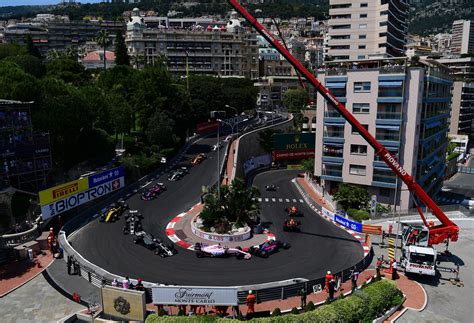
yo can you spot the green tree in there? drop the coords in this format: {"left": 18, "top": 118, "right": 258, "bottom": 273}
{"left": 114, "top": 30, "right": 130, "bottom": 66}
{"left": 4, "top": 54, "right": 45, "bottom": 78}
{"left": 333, "top": 183, "right": 370, "bottom": 211}
{"left": 283, "top": 88, "right": 308, "bottom": 113}
{"left": 0, "top": 60, "right": 41, "bottom": 102}
{"left": 108, "top": 93, "right": 132, "bottom": 141}
{"left": 258, "top": 128, "right": 280, "bottom": 153}
{"left": 96, "top": 29, "right": 111, "bottom": 71}
{"left": 145, "top": 110, "right": 176, "bottom": 148}
{"left": 200, "top": 178, "right": 260, "bottom": 231}
{"left": 301, "top": 158, "right": 315, "bottom": 174}
{"left": 0, "top": 43, "right": 27, "bottom": 60}
{"left": 25, "top": 34, "right": 41, "bottom": 59}
{"left": 46, "top": 58, "right": 91, "bottom": 85}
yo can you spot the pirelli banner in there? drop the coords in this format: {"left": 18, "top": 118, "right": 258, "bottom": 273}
{"left": 39, "top": 166, "right": 125, "bottom": 219}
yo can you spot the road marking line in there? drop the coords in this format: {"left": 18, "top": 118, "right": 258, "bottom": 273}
{"left": 265, "top": 198, "right": 269, "bottom": 202}
{"left": 299, "top": 199, "right": 304, "bottom": 203}
{"left": 286, "top": 198, "right": 290, "bottom": 202}
{"left": 272, "top": 198, "right": 276, "bottom": 202}
{"left": 292, "top": 199, "right": 297, "bottom": 202}
{"left": 278, "top": 198, "right": 282, "bottom": 202}
{"left": 258, "top": 198, "right": 262, "bottom": 202}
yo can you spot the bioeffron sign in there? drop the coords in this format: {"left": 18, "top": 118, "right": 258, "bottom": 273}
{"left": 152, "top": 286, "right": 238, "bottom": 306}
{"left": 39, "top": 166, "right": 125, "bottom": 219}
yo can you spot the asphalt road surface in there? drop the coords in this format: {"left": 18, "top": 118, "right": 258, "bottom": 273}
{"left": 71, "top": 141, "right": 363, "bottom": 286}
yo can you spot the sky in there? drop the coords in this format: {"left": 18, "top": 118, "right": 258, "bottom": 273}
{"left": 1, "top": 0, "right": 102, "bottom": 6}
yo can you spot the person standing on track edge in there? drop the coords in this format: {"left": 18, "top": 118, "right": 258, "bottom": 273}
{"left": 350, "top": 268, "right": 359, "bottom": 292}
{"left": 299, "top": 288, "right": 307, "bottom": 308}
{"left": 328, "top": 279, "right": 336, "bottom": 301}
{"left": 246, "top": 290, "right": 256, "bottom": 316}
{"left": 325, "top": 271, "right": 334, "bottom": 291}
{"left": 392, "top": 261, "right": 398, "bottom": 280}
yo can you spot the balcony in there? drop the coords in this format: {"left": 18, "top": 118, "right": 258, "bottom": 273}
{"left": 379, "top": 65, "right": 405, "bottom": 75}
{"left": 321, "top": 167, "right": 343, "bottom": 182}
{"left": 376, "top": 112, "right": 402, "bottom": 120}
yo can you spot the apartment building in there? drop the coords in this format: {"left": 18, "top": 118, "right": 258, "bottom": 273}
{"left": 126, "top": 9, "right": 258, "bottom": 78}
{"left": 313, "top": 58, "right": 452, "bottom": 211}
{"left": 437, "top": 57, "right": 474, "bottom": 137}
{"left": 451, "top": 20, "right": 474, "bottom": 56}
{"left": 327, "top": 0, "right": 408, "bottom": 61}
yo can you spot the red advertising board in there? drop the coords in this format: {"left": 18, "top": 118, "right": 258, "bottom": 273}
{"left": 272, "top": 149, "right": 315, "bottom": 160}
{"left": 196, "top": 121, "right": 219, "bottom": 134}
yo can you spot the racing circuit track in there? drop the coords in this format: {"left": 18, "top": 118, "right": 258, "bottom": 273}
{"left": 70, "top": 137, "right": 363, "bottom": 286}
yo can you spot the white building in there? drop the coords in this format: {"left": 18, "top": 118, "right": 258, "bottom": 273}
{"left": 451, "top": 20, "right": 474, "bottom": 56}
{"left": 326, "top": 0, "right": 408, "bottom": 61}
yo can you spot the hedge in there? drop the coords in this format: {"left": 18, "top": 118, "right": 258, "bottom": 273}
{"left": 347, "top": 208, "right": 370, "bottom": 222}
{"left": 145, "top": 280, "right": 403, "bottom": 323}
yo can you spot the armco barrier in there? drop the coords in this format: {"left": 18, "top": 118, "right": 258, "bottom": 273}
{"left": 57, "top": 117, "right": 373, "bottom": 305}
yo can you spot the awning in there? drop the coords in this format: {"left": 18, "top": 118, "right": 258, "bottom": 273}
{"left": 326, "top": 82, "right": 346, "bottom": 88}
{"left": 323, "top": 161, "right": 343, "bottom": 166}
{"left": 376, "top": 124, "right": 400, "bottom": 130}
{"left": 324, "top": 122, "right": 345, "bottom": 127}
{"left": 424, "top": 120, "right": 442, "bottom": 129}
{"left": 323, "top": 143, "right": 344, "bottom": 147}
{"left": 379, "top": 81, "right": 403, "bottom": 87}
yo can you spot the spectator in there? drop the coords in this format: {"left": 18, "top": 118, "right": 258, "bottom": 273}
{"left": 135, "top": 278, "right": 144, "bottom": 291}
{"left": 246, "top": 290, "right": 256, "bottom": 314}
{"left": 111, "top": 278, "right": 118, "bottom": 287}
{"left": 299, "top": 288, "right": 307, "bottom": 308}
{"left": 350, "top": 268, "right": 359, "bottom": 292}
{"left": 328, "top": 279, "right": 336, "bottom": 301}
{"left": 122, "top": 276, "right": 130, "bottom": 289}
{"left": 376, "top": 257, "right": 383, "bottom": 278}
{"left": 325, "top": 271, "right": 334, "bottom": 291}
{"left": 392, "top": 261, "right": 398, "bottom": 280}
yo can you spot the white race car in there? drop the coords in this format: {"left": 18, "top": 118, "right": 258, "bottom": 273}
{"left": 194, "top": 243, "right": 251, "bottom": 260}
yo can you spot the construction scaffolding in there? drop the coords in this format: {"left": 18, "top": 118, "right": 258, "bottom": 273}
{"left": 0, "top": 100, "right": 52, "bottom": 193}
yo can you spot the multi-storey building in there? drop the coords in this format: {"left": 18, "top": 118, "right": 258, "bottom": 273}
{"left": 437, "top": 57, "right": 474, "bottom": 138}
{"left": 313, "top": 58, "right": 452, "bottom": 211}
{"left": 326, "top": 0, "right": 408, "bottom": 61}
{"left": 126, "top": 9, "right": 258, "bottom": 78}
{"left": 0, "top": 100, "right": 52, "bottom": 192}
{"left": 451, "top": 20, "right": 474, "bottom": 56}
{"left": 3, "top": 20, "right": 123, "bottom": 57}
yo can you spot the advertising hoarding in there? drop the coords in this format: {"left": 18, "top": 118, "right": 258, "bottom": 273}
{"left": 273, "top": 133, "right": 315, "bottom": 151}
{"left": 101, "top": 286, "right": 146, "bottom": 321}
{"left": 272, "top": 149, "right": 315, "bottom": 160}
{"left": 39, "top": 166, "right": 125, "bottom": 219}
{"left": 152, "top": 286, "right": 238, "bottom": 306}
{"left": 39, "top": 178, "right": 89, "bottom": 206}
{"left": 196, "top": 121, "right": 219, "bottom": 134}
{"left": 334, "top": 214, "right": 363, "bottom": 233}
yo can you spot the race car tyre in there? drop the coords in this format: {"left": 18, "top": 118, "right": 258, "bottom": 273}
{"left": 281, "top": 242, "right": 291, "bottom": 249}
{"left": 133, "top": 239, "right": 139, "bottom": 244}
{"left": 261, "top": 251, "right": 269, "bottom": 258}
{"left": 196, "top": 251, "right": 204, "bottom": 258}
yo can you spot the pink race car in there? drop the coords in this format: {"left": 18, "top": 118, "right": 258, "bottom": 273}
{"left": 194, "top": 243, "right": 251, "bottom": 260}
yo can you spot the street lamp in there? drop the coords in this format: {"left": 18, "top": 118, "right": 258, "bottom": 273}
{"left": 225, "top": 104, "right": 239, "bottom": 135}
{"left": 215, "top": 118, "right": 237, "bottom": 200}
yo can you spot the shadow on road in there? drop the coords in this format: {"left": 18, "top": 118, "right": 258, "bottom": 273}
{"left": 298, "top": 231, "right": 361, "bottom": 244}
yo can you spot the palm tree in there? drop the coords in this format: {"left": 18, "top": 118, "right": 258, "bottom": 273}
{"left": 96, "top": 29, "right": 111, "bottom": 71}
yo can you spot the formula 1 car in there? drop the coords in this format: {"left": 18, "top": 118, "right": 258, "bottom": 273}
{"left": 133, "top": 231, "right": 177, "bottom": 257}
{"left": 283, "top": 219, "right": 301, "bottom": 232}
{"left": 245, "top": 240, "right": 290, "bottom": 258}
{"left": 191, "top": 153, "right": 206, "bottom": 166}
{"left": 284, "top": 206, "right": 303, "bottom": 217}
{"left": 99, "top": 202, "right": 128, "bottom": 223}
{"left": 265, "top": 185, "right": 277, "bottom": 192}
{"left": 123, "top": 211, "right": 143, "bottom": 235}
{"left": 141, "top": 183, "right": 166, "bottom": 201}
{"left": 194, "top": 243, "right": 251, "bottom": 260}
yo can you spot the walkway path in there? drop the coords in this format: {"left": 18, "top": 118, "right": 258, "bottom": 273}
{"left": 0, "top": 252, "right": 53, "bottom": 297}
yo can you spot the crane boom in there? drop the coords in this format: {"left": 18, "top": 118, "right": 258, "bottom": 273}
{"left": 228, "top": 0, "right": 459, "bottom": 245}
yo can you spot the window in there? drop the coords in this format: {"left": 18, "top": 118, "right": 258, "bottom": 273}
{"left": 359, "top": 24, "right": 367, "bottom": 29}
{"left": 359, "top": 34, "right": 367, "bottom": 39}
{"left": 360, "top": 13, "right": 368, "bottom": 18}
{"left": 353, "top": 103, "right": 370, "bottom": 114}
{"left": 380, "top": 21, "right": 387, "bottom": 27}
{"left": 361, "top": 3, "right": 368, "bottom": 7}
{"left": 379, "top": 188, "right": 391, "bottom": 197}
{"left": 380, "top": 10, "right": 389, "bottom": 16}
{"left": 357, "top": 55, "right": 366, "bottom": 59}
{"left": 350, "top": 164, "right": 366, "bottom": 176}
{"left": 332, "top": 24, "right": 351, "bottom": 30}
{"left": 359, "top": 45, "right": 366, "bottom": 49}
{"left": 379, "top": 43, "right": 386, "bottom": 48}
{"left": 352, "top": 124, "right": 369, "bottom": 134}
{"left": 351, "top": 144, "right": 367, "bottom": 155}
{"left": 354, "top": 82, "right": 371, "bottom": 92}
{"left": 331, "top": 35, "right": 351, "bottom": 40}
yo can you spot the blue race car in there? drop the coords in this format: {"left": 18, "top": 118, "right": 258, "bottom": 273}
{"left": 245, "top": 240, "right": 290, "bottom": 258}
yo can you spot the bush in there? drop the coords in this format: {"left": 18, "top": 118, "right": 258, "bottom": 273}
{"left": 361, "top": 280, "right": 403, "bottom": 320}
{"left": 290, "top": 307, "right": 299, "bottom": 315}
{"left": 271, "top": 308, "right": 282, "bottom": 316}
{"left": 347, "top": 208, "right": 358, "bottom": 217}
{"left": 351, "top": 210, "right": 370, "bottom": 222}
{"left": 304, "top": 301, "right": 315, "bottom": 312}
